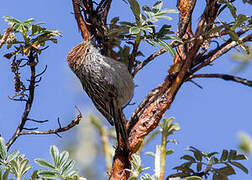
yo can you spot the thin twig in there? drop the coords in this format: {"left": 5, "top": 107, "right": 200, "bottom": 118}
{"left": 192, "top": 33, "right": 252, "bottom": 73}
{"left": 187, "top": 74, "right": 252, "bottom": 87}
{"left": 26, "top": 118, "right": 49, "bottom": 123}
{"left": 35, "top": 65, "right": 47, "bottom": 78}
{"left": 23, "top": 127, "right": 38, "bottom": 130}
{"left": 19, "top": 106, "right": 82, "bottom": 136}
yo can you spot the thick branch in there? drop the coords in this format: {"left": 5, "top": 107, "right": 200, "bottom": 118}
{"left": 187, "top": 74, "right": 252, "bottom": 87}
{"left": 72, "top": 0, "right": 89, "bottom": 41}
{"left": 128, "top": 36, "right": 203, "bottom": 153}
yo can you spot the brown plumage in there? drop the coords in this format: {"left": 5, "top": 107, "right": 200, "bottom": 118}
{"left": 67, "top": 41, "right": 134, "bottom": 147}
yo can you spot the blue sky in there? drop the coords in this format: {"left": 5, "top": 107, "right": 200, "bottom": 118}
{"left": 0, "top": 0, "right": 251, "bottom": 179}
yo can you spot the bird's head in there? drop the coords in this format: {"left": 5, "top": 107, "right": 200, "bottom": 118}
{"left": 67, "top": 42, "right": 89, "bottom": 72}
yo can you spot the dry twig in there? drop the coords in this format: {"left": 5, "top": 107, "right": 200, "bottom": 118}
{"left": 187, "top": 74, "right": 252, "bottom": 87}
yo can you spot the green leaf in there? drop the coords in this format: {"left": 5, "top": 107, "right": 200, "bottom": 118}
{"left": 193, "top": 150, "right": 202, "bottom": 162}
{"left": 6, "top": 150, "right": 19, "bottom": 163}
{"left": 169, "top": 36, "right": 183, "bottom": 43}
{"left": 3, "top": 169, "right": 10, "bottom": 180}
{"left": 233, "top": 154, "right": 247, "bottom": 160}
{"left": 230, "top": 161, "right": 248, "bottom": 174}
{"left": 0, "top": 138, "right": 7, "bottom": 161}
{"left": 21, "top": 165, "right": 32, "bottom": 176}
{"left": 66, "top": 170, "right": 78, "bottom": 177}
{"left": 157, "top": 24, "right": 172, "bottom": 38}
{"left": 34, "top": 158, "right": 55, "bottom": 169}
{"left": 20, "top": 158, "right": 29, "bottom": 175}
{"left": 145, "top": 39, "right": 157, "bottom": 47}
{"left": 220, "top": 150, "right": 228, "bottom": 162}
{"left": 180, "top": 155, "right": 196, "bottom": 163}
{"left": 225, "top": 0, "right": 237, "bottom": 19}
{"left": 31, "top": 25, "right": 43, "bottom": 35}
{"left": 31, "top": 170, "right": 39, "bottom": 180}
{"left": 155, "top": 16, "right": 172, "bottom": 21}
{"left": 231, "top": 14, "right": 250, "bottom": 30}
{"left": 152, "top": 1, "right": 163, "bottom": 13}
{"left": 145, "top": 152, "right": 155, "bottom": 157}
{"left": 196, "top": 162, "right": 202, "bottom": 172}
{"left": 129, "top": 26, "right": 141, "bottom": 34}
{"left": 184, "top": 176, "right": 203, "bottom": 180}
{"left": 141, "top": 26, "right": 153, "bottom": 33}
{"left": 142, "top": 6, "right": 154, "bottom": 18}
{"left": 215, "top": 165, "right": 235, "bottom": 176}
{"left": 9, "top": 159, "right": 19, "bottom": 176}
{"left": 205, "top": 152, "right": 218, "bottom": 158}
{"left": 173, "top": 165, "right": 194, "bottom": 173}
{"left": 156, "top": 40, "right": 176, "bottom": 57}
{"left": 159, "top": 8, "right": 179, "bottom": 14}
{"left": 228, "top": 150, "right": 237, "bottom": 161}
{"left": 23, "top": 18, "right": 34, "bottom": 24}
{"left": 50, "top": 145, "right": 59, "bottom": 167}
{"left": 119, "top": 21, "right": 136, "bottom": 27}
{"left": 166, "top": 149, "right": 174, "bottom": 156}
{"left": 131, "top": 154, "right": 142, "bottom": 170}
{"left": 2, "top": 16, "right": 20, "bottom": 25}
{"left": 128, "top": 0, "right": 141, "bottom": 25}
{"left": 112, "top": 16, "right": 120, "bottom": 22}
{"left": 58, "top": 151, "right": 69, "bottom": 169}
{"left": 61, "top": 159, "right": 75, "bottom": 176}
{"left": 37, "top": 170, "right": 59, "bottom": 178}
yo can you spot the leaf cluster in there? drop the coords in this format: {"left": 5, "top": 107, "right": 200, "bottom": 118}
{"left": 0, "top": 137, "right": 84, "bottom": 180}
{"left": 35, "top": 145, "right": 79, "bottom": 179}
{"left": 169, "top": 146, "right": 248, "bottom": 180}
{"left": 2, "top": 16, "right": 61, "bottom": 55}
{"left": 1, "top": 16, "right": 61, "bottom": 101}
{"left": 209, "top": 1, "right": 251, "bottom": 54}
{"left": 107, "top": 0, "right": 180, "bottom": 61}
{"left": 0, "top": 137, "right": 31, "bottom": 180}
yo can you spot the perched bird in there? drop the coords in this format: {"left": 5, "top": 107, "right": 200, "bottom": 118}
{"left": 67, "top": 40, "right": 134, "bottom": 147}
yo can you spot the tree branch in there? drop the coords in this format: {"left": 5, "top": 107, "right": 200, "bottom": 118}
{"left": 192, "top": 33, "right": 252, "bottom": 73}
{"left": 187, "top": 74, "right": 252, "bottom": 87}
{"left": 19, "top": 106, "right": 82, "bottom": 136}
{"left": 0, "top": 27, "right": 12, "bottom": 48}
{"left": 6, "top": 51, "right": 37, "bottom": 151}
{"left": 72, "top": 0, "right": 90, "bottom": 41}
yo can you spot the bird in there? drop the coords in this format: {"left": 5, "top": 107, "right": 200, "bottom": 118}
{"left": 67, "top": 40, "right": 134, "bottom": 148}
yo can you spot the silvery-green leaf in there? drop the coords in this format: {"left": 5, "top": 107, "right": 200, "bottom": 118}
{"left": 35, "top": 158, "right": 55, "bottom": 169}
{"left": 62, "top": 160, "right": 75, "bottom": 176}
{"left": 50, "top": 145, "right": 59, "bottom": 167}
{"left": 129, "top": 26, "right": 141, "bottom": 34}
{"left": 0, "top": 138, "right": 7, "bottom": 161}
{"left": 153, "top": 1, "right": 163, "bottom": 12}
{"left": 6, "top": 150, "right": 19, "bottom": 163}
{"left": 58, "top": 151, "right": 69, "bottom": 168}
{"left": 37, "top": 170, "right": 59, "bottom": 178}
{"left": 156, "top": 40, "right": 176, "bottom": 57}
